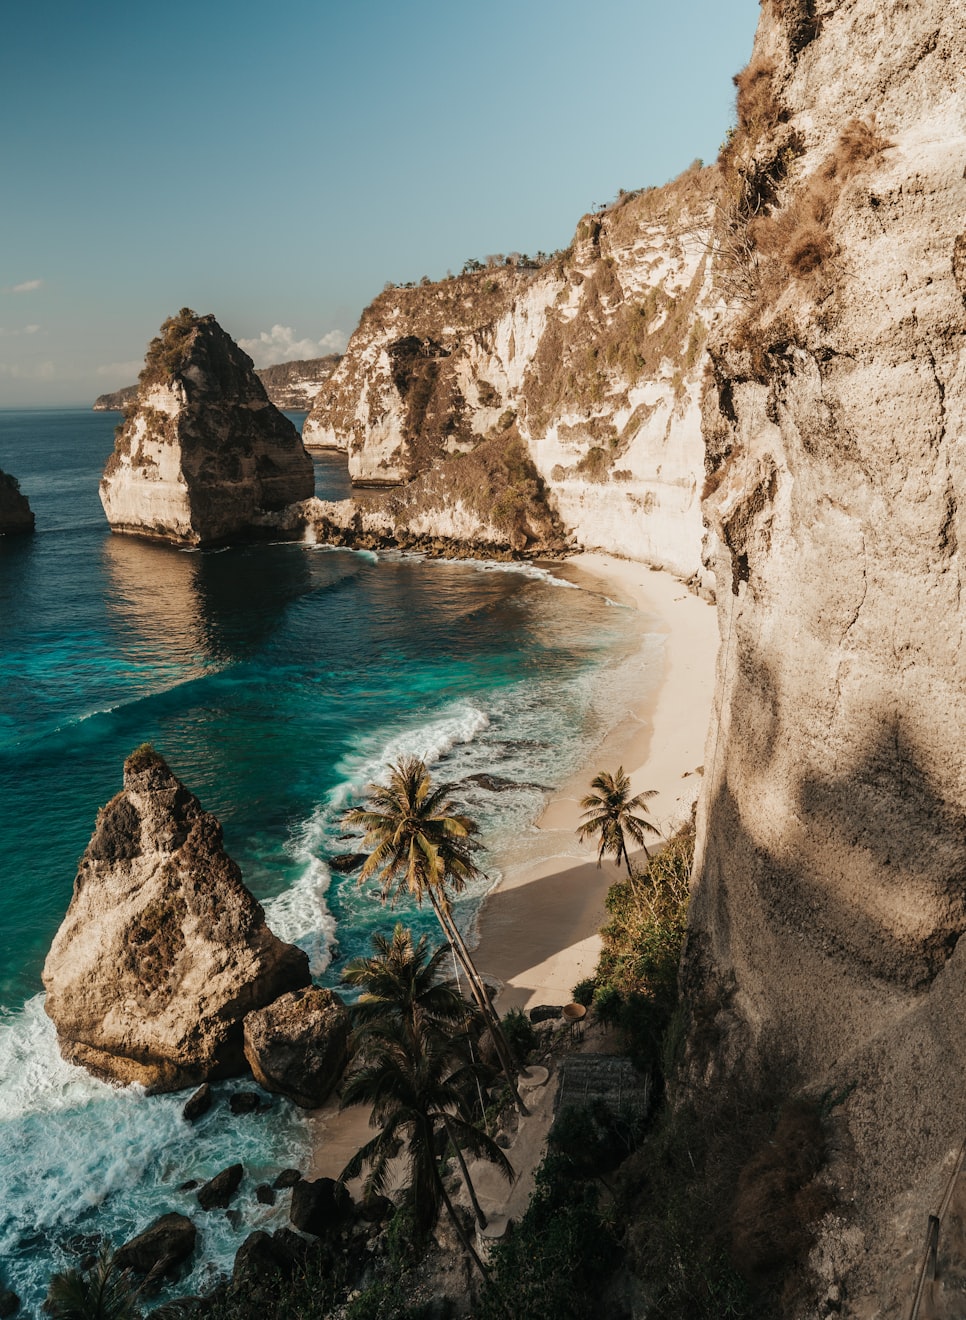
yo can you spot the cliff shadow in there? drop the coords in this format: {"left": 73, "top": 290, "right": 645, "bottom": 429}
{"left": 101, "top": 535, "right": 314, "bottom": 664}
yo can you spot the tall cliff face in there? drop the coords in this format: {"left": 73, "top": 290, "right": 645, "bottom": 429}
{"left": 689, "top": 0, "right": 966, "bottom": 1306}
{"left": 99, "top": 310, "right": 314, "bottom": 546}
{"left": 303, "top": 170, "right": 719, "bottom": 581}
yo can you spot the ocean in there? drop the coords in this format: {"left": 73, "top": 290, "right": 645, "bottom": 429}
{"left": 0, "top": 408, "right": 655, "bottom": 1309}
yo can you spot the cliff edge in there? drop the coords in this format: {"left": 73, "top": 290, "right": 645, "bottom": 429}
{"left": 302, "top": 171, "right": 720, "bottom": 582}
{"left": 99, "top": 309, "right": 314, "bottom": 546}
{"left": 687, "top": 0, "right": 966, "bottom": 1310}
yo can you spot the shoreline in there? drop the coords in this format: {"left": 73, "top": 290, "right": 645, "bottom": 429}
{"left": 309, "top": 553, "right": 719, "bottom": 1179}
{"left": 468, "top": 552, "right": 719, "bottom": 1014}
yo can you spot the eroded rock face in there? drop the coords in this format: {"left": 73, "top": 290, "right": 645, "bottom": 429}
{"left": 243, "top": 987, "right": 350, "bottom": 1108}
{"left": 99, "top": 310, "right": 314, "bottom": 545}
{"left": 0, "top": 470, "right": 34, "bottom": 535}
{"left": 688, "top": 0, "right": 966, "bottom": 1307}
{"left": 42, "top": 747, "right": 310, "bottom": 1090}
{"left": 302, "top": 173, "right": 721, "bottom": 583}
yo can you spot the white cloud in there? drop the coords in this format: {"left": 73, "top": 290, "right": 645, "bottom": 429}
{"left": 0, "top": 360, "right": 56, "bottom": 379}
{"left": 238, "top": 324, "right": 348, "bottom": 368}
{"left": 11, "top": 279, "right": 43, "bottom": 294}
{"left": 96, "top": 359, "right": 143, "bottom": 379}
{"left": 0, "top": 324, "right": 42, "bottom": 337}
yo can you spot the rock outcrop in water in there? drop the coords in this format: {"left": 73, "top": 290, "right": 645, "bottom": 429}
{"left": 301, "top": 172, "right": 719, "bottom": 582}
{"left": 685, "top": 0, "right": 966, "bottom": 1308}
{"left": 42, "top": 746, "right": 310, "bottom": 1091}
{"left": 99, "top": 309, "right": 314, "bottom": 546}
{"left": 0, "top": 470, "right": 34, "bottom": 535}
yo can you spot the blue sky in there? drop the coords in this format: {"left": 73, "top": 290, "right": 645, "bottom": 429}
{"left": 1, "top": 0, "right": 760, "bottom": 406}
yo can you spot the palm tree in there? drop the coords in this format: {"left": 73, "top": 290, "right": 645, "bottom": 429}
{"left": 340, "top": 1017, "right": 513, "bottom": 1274}
{"left": 576, "top": 766, "right": 660, "bottom": 876}
{"left": 342, "top": 923, "right": 478, "bottom": 1048}
{"left": 342, "top": 756, "right": 527, "bottom": 1115}
{"left": 46, "top": 1251, "right": 140, "bottom": 1320}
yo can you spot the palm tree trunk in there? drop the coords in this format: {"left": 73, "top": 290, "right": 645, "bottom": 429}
{"left": 442, "top": 1113, "right": 488, "bottom": 1229}
{"left": 428, "top": 890, "right": 529, "bottom": 1117}
{"left": 435, "top": 1164, "right": 489, "bottom": 1278}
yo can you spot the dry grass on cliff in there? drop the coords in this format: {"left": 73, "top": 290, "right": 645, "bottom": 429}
{"left": 716, "top": 117, "right": 892, "bottom": 372}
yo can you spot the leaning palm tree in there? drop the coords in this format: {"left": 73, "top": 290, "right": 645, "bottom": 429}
{"left": 340, "top": 1018, "right": 513, "bottom": 1274}
{"left": 45, "top": 1251, "right": 140, "bottom": 1320}
{"left": 576, "top": 766, "right": 660, "bottom": 875}
{"left": 342, "top": 756, "right": 527, "bottom": 1114}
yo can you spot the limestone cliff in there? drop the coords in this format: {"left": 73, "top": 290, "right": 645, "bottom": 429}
{"left": 42, "top": 746, "right": 310, "bottom": 1091}
{"left": 93, "top": 384, "right": 138, "bottom": 412}
{"left": 0, "top": 470, "right": 34, "bottom": 534}
{"left": 303, "top": 172, "right": 719, "bottom": 581}
{"left": 99, "top": 310, "right": 314, "bottom": 545}
{"left": 256, "top": 355, "right": 340, "bottom": 410}
{"left": 687, "top": 0, "right": 966, "bottom": 1310}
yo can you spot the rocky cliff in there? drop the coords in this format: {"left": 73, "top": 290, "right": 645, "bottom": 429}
{"left": 42, "top": 746, "right": 310, "bottom": 1091}
{"left": 0, "top": 469, "right": 34, "bottom": 534}
{"left": 99, "top": 310, "right": 314, "bottom": 546}
{"left": 94, "top": 356, "right": 340, "bottom": 413}
{"left": 93, "top": 384, "right": 139, "bottom": 412}
{"left": 687, "top": 0, "right": 966, "bottom": 1310}
{"left": 257, "top": 355, "right": 340, "bottom": 410}
{"left": 302, "top": 171, "right": 719, "bottom": 581}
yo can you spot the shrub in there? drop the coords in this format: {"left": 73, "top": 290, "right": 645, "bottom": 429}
{"left": 476, "top": 1155, "right": 619, "bottom": 1320}
{"left": 549, "top": 1101, "right": 646, "bottom": 1178}
{"left": 571, "top": 976, "right": 596, "bottom": 1007}
{"left": 501, "top": 1007, "right": 538, "bottom": 1062}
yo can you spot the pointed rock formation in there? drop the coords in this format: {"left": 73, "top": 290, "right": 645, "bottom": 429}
{"left": 42, "top": 745, "right": 310, "bottom": 1091}
{"left": 99, "top": 309, "right": 314, "bottom": 545}
{"left": 0, "top": 470, "right": 35, "bottom": 535}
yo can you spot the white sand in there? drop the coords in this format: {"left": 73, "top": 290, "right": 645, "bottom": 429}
{"left": 310, "top": 554, "right": 719, "bottom": 1181}
{"left": 470, "top": 553, "right": 720, "bottom": 1014}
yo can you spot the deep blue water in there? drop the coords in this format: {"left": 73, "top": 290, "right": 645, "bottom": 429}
{"left": 0, "top": 408, "right": 648, "bottom": 1309}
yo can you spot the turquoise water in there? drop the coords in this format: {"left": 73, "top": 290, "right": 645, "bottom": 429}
{"left": 0, "top": 409, "right": 650, "bottom": 1309}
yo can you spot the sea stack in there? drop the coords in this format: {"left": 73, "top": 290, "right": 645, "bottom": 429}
{"left": 0, "top": 470, "right": 35, "bottom": 534}
{"left": 99, "top": 309, "right": 314, "bottom": 545}
{"left": 42, "top": 745, "right": 311, "bottom": 1091}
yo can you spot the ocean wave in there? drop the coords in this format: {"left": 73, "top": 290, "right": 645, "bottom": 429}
{"left": 0, "top": 998, "right": 310, "bottom": 1312}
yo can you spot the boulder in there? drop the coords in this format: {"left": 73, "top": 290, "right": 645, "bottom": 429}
{"left": 528, "top": 1004, "right": 563, "bottom": 1023}
{"left": 255, "top": 1183, "right": 276, "bottom": 1206}
{"left": 289, "top": 1177, "right": 351, "bottom": 1239}
{"left": 197, "top": 1163, "right": 244, "bottom": 1211}
{"left": 243, "top": 987, "right": 350, "bottom": 1108}
{"left": 182, "top": 1083, "right": 212, "bottom": 1122}
{"left": 229, "top": 1090, "right": 264, "bottom": 1115}
{"left": 231, "top": 1228, "right": 314, "bottom": 1294}
{"left": 42, "top": 746, "right": 311, "bottom": 1091}
{"left": 0, "top": 470, "right": 34, "bottom": 535}
{"left": 328, "top": 853, "right": 368, "bottom": 874}
{"left": 0, "top": 1291, "right": 20, "bottom": 1318}
{"left": 99, "top": 309, "right": 314, "bottom": 546}
{"left": 273, "top": 1168, "right": 302, "bottom": 1189}
{"left": 114, "top": 1212, "right": 196, "bottom": 1279}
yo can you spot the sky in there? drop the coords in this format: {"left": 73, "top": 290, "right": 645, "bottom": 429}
{"left": 1, "top": 0, "right": 760, "bottom": 407}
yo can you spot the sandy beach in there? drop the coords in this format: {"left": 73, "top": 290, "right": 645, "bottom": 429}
{"left": 309, "top": 553, "right": 719, "bottom": 1181}
{"left": 469, "top": 552, "right": 720, "bottom": 1014}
